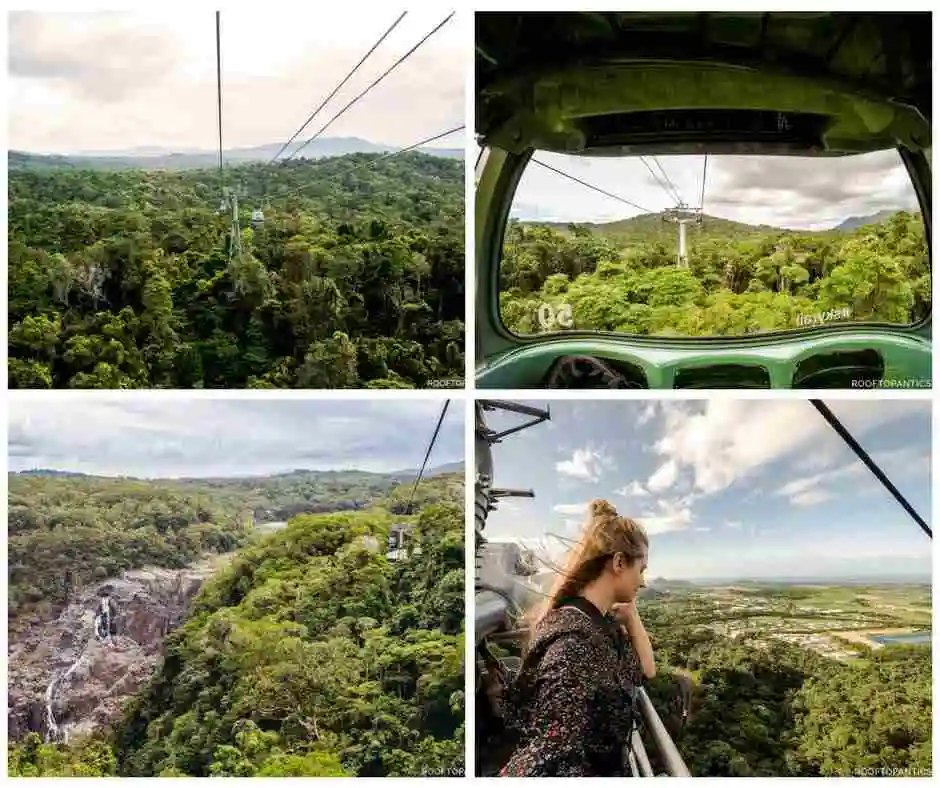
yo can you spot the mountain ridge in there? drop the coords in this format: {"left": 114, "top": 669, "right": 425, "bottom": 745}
{"left": 9, "top": 136, "right": 462, "bottom": 171}
{"left": 516, "top": 208, "right": 918, "bottom": 237}
{"left": 11, "top": 463, "right": 464, "bottom": 482}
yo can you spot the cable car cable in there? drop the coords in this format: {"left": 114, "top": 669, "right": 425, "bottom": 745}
{"left": 638, "top": 156, "right": 675, "bottom": 208}
{"left": 270, "top": 12, "right": 408, "bottom": 164}
{"left": 405, "top": 399, "right": 451, "bottom": 515}
{"left": 650, "top": 156, "right": 683, "bottom": 205}
{"left": 375, "top": 124, "right": 464, "bottom": 159}
{"left": 530, "top": 158, "right": 655, "bottom": 215}
{"left": 810, "top": 400, "right": 931, "bottom": 538}
{"left": 216, "top": 11, "right": 224, "bottom": 198}
{"left": 287, "top": 12, "right": 455, "bottom": 162}
{"left": 278, "top": 124, "right": 463, "bottom": 202}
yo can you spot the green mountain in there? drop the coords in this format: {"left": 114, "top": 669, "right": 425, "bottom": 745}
{"left": 835, "top": 209, "right": 900, "bottom": 231}
{"left": 9, "top": 138, "right": 462, "bottom": 172}
{"left": 520, "top": 209, "right": 920, "bottom": 243}
{"left": 520, "top": 212, "right": 799, "bottom": 244}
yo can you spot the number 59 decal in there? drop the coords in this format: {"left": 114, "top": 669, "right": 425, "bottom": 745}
{"left": 537, "top": 303, "right": 574, "bottom": 331}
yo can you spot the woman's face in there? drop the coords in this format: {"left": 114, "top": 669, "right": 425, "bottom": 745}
{"left": 612, "top": 550, "right": 648, "bottom": 602}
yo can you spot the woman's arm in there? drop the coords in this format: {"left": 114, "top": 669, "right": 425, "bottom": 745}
{"left": 614, "top": 602, "right": 656, "bottom": 679}
{"left": 500, "top": 634, "right": 604, "bottom": 776}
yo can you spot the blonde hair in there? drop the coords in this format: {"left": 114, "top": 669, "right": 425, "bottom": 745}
{"left": 526, "top": 499, "right": 648, "bottom": 641}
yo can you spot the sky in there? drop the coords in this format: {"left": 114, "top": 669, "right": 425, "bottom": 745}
{"left": 507, "top": 149, "right": 922, "bottom": 231}
{"left": 8, "top": 397, "right": 464, "bottom": 478}
{"left": 481, "top": 399, "right": 932, "bottom": 581}
{"left": 9, "top": 9, "right": 464, "bottom": 154}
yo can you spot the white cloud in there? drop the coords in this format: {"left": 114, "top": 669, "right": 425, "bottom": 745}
{"left": 791, "top": 489, "right": 833, "bottom": 506}
{"left": 647, "top": 460, "right": 678, "bottom": 492}
{"left": 725, "top": 520, "right": 744, "bottom": 529}
{"left": 694, "top": 526, "right": 711, "bottom": 532}
{"left": 775, "top": 441, "right": 930, "bottom": 510}
{"left": 9, "top": 10, "right": 463, "bottom": 152}
{"left": 552, "top": 502, "right": 588, "bottom": 516}
{"left": 637, "top": 497, "right": 693, "bottom": 535}
{"left": 8, "top": 397, "right": 464, "bottom": 477}
{"left": 512, "top": 149, "right": 919, "bottom": 230}
{"left": 616, "top": 480, "right": 649, "bottom": 497}
{"left": 638, "top": 403, "right": 658, "bottom": 426}
{"left": 556, "top": 446, "right": 611, "bottom": 483}
{"left": 652, "top": 400, "right": 928, "bottom": 497}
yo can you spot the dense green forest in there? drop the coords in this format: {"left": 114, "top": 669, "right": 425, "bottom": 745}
{"left": 500, "top": 210, "right": 929, "bottom": 336}
{"left": 641, "top": 605, "right": 931, "bottom": 777}
{"left": 8, "top": 473, "right": 465, "bottom": 777}
{"left": 8, "top": 153, "right": 464, "bottom": 388}
{"left": 7, "top": 467, "right": 447, "bottom": 630}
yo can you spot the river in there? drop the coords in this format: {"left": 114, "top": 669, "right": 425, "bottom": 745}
{"left": 871, "top": 631, "right": 931, "bottom": 645}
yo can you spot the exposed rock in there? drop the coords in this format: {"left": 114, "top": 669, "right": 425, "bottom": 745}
{"left": 8, "top": 559, "right": 230, "bottom": 744}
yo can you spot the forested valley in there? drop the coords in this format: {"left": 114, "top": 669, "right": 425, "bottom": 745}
{"left": 8, "top": 470, "right": 465, "bottom": 777}
{"left": 8, "top": 152, "right": 464, "bottom": 389}
{"left": 642, "top": 599, "right": 931, "bottom": 777}
{"left": 500, "top": 211, "right": 929, "bottom": 337}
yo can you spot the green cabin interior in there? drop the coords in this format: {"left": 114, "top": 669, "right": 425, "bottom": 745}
{"left": 475, "top": 12, "right": 931, "bottom": 389}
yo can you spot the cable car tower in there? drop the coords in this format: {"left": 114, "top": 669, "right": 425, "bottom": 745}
{"left": 218, "top": 186, "right": 245, "bottom": 263}
{"left": 662, "top": 202, "right": 702, "bottom": 269}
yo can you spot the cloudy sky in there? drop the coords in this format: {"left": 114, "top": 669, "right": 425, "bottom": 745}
{"left": 8, "top": 397, "right": 464, "bottom": 478}
{"left": 482, "top": 399, "right": 931, "bottom": 581}
{"left": 509, "top": 149, "right": 921, "bottom": 231}
{"left": 9, "top": 9, "right": 464, "bottom": 154}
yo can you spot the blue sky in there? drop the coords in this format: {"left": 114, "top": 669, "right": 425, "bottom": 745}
{"left": 505, "top": 148, "right": 920, "bottom": 231}
{"left": 8, "top": 397, "right": 463, "bottom": 478}
{"left": 482, "top": 399, "right": 931, "bottom": 581}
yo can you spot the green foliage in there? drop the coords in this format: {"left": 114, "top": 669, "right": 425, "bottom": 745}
{"left": 8, "top": 733, "right": 118, "bottom": 777}
{"left": 111, "top": 498, "right": 465, "bottom": 776}
{"left": 7, "top": 468, "right": 423, "bottom": 630}
{"left": 8, "top": 153, "right": 464, "bottom": 388}
{"left": 639, "top": 603, "right": 932, "bottom": 777}
{"left": 500, "top": 211, "right": 929, "bottom": 336}
{"left": 8, "top": 474, "right": 465, "bottom": 777}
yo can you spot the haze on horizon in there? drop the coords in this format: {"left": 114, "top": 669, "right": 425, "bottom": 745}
{"left": 8, "top": 399, "right": 465, "bottom": 479}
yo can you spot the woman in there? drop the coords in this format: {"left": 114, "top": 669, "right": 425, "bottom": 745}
{"left": 499, "top": 499, "right": 655, "bottom": 777}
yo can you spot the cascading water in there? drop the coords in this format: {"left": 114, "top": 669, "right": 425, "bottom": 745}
{"left": 45, "top": 596, "right": 116, "bottom": 743}
{"left": 95, "top": 595, "right": 112, "bottom": 642}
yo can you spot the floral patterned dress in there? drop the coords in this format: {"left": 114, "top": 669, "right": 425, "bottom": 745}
{"left": 499, "top": 597, "right": 643, "bottom": 776}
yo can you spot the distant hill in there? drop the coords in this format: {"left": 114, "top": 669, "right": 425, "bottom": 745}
{"left": 12, "top": 465, "right": 461, "bottom": 483}
{"left": 390, "top": 461, "right": 465, "bottom": 478}
{"left": 519, "top": 212, "right": 795, "bottom": 242}
{"left": 518, "top": 208, "right": 915, "bottom": 241}
{"left": 835, "top": 209, "right": 899, "bottom": 231}
{"left": 12, "top": 468, "right": 91, "bottom": 478}
{"left": 9, "top": 136, "right": 462, "bottom": 171}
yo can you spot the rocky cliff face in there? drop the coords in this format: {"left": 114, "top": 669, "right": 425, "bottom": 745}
{"left": 8, "top": 559, "right": 226, "bottom": 744}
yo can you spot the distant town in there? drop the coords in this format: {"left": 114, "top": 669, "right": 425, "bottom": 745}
{"left": 641, "top": 581, "right": 931, "bottom": 663}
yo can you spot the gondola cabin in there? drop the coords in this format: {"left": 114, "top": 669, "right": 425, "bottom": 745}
{"left": 387, "top": 523, "right": 413, "bottom": 561}
{"left": 250, "top": 209, "right": 265, "bottom": 228}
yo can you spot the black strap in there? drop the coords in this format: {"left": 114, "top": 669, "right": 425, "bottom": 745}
{"left": 556, "top": 596, "right": 626, "bottom": 660}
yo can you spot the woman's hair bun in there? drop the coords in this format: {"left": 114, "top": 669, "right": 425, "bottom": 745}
{"left": 589, "top": 499, "right": 617, "bottom": 518}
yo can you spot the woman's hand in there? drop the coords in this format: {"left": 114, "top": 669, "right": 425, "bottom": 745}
{"left": 611, "top": 601, "right": 638, "bottom": 625}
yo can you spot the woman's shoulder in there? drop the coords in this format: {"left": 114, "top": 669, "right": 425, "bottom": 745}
{"left": 531, "top": 606, "right": 619, "bottom": 661}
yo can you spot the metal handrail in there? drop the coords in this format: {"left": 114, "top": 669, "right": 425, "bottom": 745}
{"left": 636, "top": 686, "right": 691, "bottom": 777}
{"left": 629, "top": 729, "right": 654, "bottom": 777}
